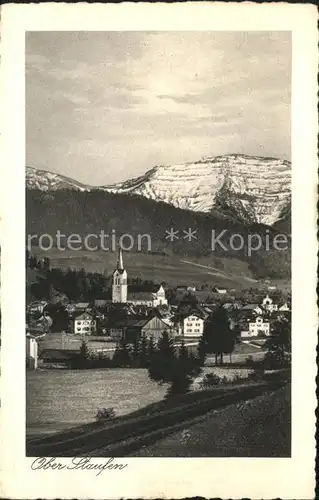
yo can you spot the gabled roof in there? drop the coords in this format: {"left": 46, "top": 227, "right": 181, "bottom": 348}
{"left": 74, "top": 312, "right": 93, "bottom": 320}
{"left": 94, "top": 299, "right": 108, "bottom": 306}
{"left": 75, "top": 302, "right": 90, "bottom": 309}
{"left": 242, "top": 304, "right": 261, "bottom": 310}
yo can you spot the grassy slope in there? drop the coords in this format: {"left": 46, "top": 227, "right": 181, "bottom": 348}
{"left": 133, "top": 383, "right": 291, "bottom": 457}
{"left": 31, "top": 247, "right": 290, "bottom": 291}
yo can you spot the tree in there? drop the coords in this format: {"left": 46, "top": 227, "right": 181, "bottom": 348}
{"left": 147, "top": 336, "right": 156, "bottom": 368}
{"left": 148, "top": 333, "right": 201, "bottom": 398}
{"left": 202, "top": 306, "right": 234, "bottom": 365}
{"left": 264, "top": 314, "right": 291, "bottom": 368}
{"left": 131, "top": 337, "right": 140, "bottom": 368}
{"left": 78, "top": 340, "right": 90, "bottom": 368}
{"left": 148, "top": 331, "right": 176, "bottom": 383}
{"left": 167, "top": 339, "right": 201, "bottom": 397}
{"left": 197, "top": 334, "right": 207, "bottom": 367}
{"left": 112, "top": 338, "right": 132, "bottom": 368}
{"left": 222, "top": 328, "right": 236, "bottom": 364}
{"left": 138, "top": 334, "right": 149, "bottom": 368}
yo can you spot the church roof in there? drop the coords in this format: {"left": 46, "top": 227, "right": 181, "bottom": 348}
{"left": 127, "top": 291, "right": 154, "bottom": 301}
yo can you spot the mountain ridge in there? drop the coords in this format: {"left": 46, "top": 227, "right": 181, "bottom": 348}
{"left": 26, "top": 153, "right": 291, "bottom": 226}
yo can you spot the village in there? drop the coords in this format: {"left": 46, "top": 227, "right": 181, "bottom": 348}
{"left": 26, "top": 247, "right": 291, "bottom": 370}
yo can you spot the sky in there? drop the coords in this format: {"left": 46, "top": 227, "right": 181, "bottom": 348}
{"left": 26, "top": 31, "right": 291, "bottom": 185}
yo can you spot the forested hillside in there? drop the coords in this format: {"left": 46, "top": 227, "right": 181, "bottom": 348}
{"left": 26, "top": 189, "right": 291, "bottom": 279}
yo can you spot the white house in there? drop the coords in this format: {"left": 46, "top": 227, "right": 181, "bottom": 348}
{"left": 26, "top": 334, "right": 38, "bottom": 369}
{"left": 74, "top": 312, "right": 96, "bottom": 335}
{"left": 241, "top": 316, "right": 270, "bottom": 338}
{"left": 262, "top": 295, "right": 278, "bottom": 313}
{"left": 178, "top": 313, "right": 205, "bottom": 338}
{"left": 28, "top": 301, "right": 48, "bottom": 314}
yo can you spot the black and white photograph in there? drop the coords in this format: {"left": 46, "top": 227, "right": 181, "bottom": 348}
{"left": 0, "top": 3, "right": 317, "bottom": 499}
{"left": 25, "top": 30, "right": 292, "bottom": 458}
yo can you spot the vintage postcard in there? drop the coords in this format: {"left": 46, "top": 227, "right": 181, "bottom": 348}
{"left": 0, "top": 2, "right": 318, "bottom": 499}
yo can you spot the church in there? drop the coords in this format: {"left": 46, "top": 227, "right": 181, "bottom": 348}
{"left": 112, "top": 248, "right": 168, "bottom": 307}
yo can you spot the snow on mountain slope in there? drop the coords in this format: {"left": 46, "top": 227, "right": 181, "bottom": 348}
{"left": 26, "top": 154, "right": 291, "bottom": 226}
{"left": 103, "top": 154, "right": 291, "bottom": 226}
{"left": 26, "top": 166, "right": 90, "bottom": 191}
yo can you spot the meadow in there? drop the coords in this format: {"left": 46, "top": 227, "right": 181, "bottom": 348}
{"left": 31, "top": 247, "right": 290, "bottom": 290}
{"left": 26, "top": 366, "right": 255, "bottom": 437}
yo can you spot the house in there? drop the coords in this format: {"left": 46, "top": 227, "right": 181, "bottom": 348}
{"left": 94, "top": 299, "right": 109, "bottom": 309}
{"left": 107, "top": 314, "right": 172, "bottom": 343}
{"left": 74, "top": 312, "right": 96, "bottom": 335}
{"left": 212, "top": 286, "right": 227, "bottom": 294}
{"left": 241, "top": 304, "right": 263, "bottom": 315}
{"left": 28, "top": 301, "right": 48, "bottom": 315}
{"left": 26, "top": 334, "right": 38, "bottom": 369}
{"left": 175, "top": 312, "right": 205, "bottom": 338}
{"left": 262, "top": 295, "right": 278, "bottom": 313}
{"left": 240, "top": 316, "right": 270, "bottom": 338}
{"left": 278, "top": 302, "right": 290, "bottom": 312}
{"left": 222, "top": 302, "right": 235, "bottom": 311}
{"left": 74, "top": 302, "right": 91, "bottom": 312}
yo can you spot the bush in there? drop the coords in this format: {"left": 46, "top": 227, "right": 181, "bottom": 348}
{"left": 245, "top": 355, "right": 255, "bottom": 367}
{"left": 247, "top": 368, "right": 265, "bottom": 381}
{"left": 95, "top": 407, "right": 116, "bottom": 423}
{"left": 200, "top": 372, "right": 223, "bottom": 389}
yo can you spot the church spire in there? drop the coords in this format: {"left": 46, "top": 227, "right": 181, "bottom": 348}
{"left": 117, "top": 246, "right": 124, "bottom": 271}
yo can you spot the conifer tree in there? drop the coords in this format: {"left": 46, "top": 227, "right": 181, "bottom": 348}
{"left": 112, "top": 338, "right": 132, "bottom": 368}
{"left": 139, "top": 334, "right": 149, "bottom": 368}
{"left": 78, "top": 340, "right": 90, "bottom": 368}
{"left": 148, "top": 331, "right": 176, "bottom": 383}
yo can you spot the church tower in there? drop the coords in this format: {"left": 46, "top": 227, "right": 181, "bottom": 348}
{"left": 112, "top": 247, "right": 127, "bottom": 303}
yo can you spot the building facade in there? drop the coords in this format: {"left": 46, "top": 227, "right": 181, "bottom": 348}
{"left": 262, "top": 295, "right": 278, "bottom": 313}
{"left": 178, "top": 313, "right": 205, "bottom": 338}
{"left": 74, "top": 312, "right": 96, "bottom": 335}
{"left": 241, "top": 316, "right": 270, "bottom": 338}
{"left": 26, "top": 335, "right": 38, "bottom": 369}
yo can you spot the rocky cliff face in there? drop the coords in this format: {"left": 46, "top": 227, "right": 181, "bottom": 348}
{"left": 26, "top": 154, "right": 291, "bottom": 226}
{"left": 103, "top": 154, "right": 291, "bottom": 226}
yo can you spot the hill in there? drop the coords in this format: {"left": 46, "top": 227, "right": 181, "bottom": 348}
{"left": 26, "top": 189, "right": 291, "bottom": 280}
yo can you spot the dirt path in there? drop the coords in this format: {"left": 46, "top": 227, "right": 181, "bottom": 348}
{"left": 180, "top": 260, "right": 259, "bottom": 283}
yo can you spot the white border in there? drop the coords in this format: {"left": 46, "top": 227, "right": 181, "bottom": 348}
{"left": 0, "top": 3, "right": 318, "bottom": 499}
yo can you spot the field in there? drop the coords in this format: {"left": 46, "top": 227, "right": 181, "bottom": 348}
{"left": 26, "top": 366, "right": 256, "bottom": 437}
{"left": 31, "top": 247, "right": 277, "bottom": 290}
